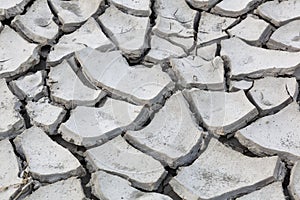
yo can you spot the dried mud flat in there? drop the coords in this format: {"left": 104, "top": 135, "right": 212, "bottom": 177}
{"left": 0, "top": 0, "right": 300, "bottom": 199}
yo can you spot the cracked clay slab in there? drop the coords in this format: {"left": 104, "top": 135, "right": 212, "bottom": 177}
{"left": 236, "top": 101, "right": 300, "bottom": 163}
{"left": 90, "top": 171, "right": 172, "bottom": 200}
{"left": 0, "top": 0, "right": 31, "bottom": 20}
{"left": 0, "top": 79, "right": 25, "bottom": 140}
{"left": 125, "top": 92, "right": 207, "bottom": 169}
{"left": 170, "top": 138, "right": 285, "bottom": 200}
{"left": 183, "top": 89, "right": 258, "bottom": 135}
{"left": 14, "top": 126, "right": 85, "bottom": 183}
{"left": 49, "top": 0, "right": 104, "bottom": 32}
{"left": 75, "top": 47, "right": 175, "bottom": 105}
{"left": 47, "top": 17, "right": 114, "bottom": 65}
{"left": 24, "top": 177, "right": 85, "bottom": 200}
{"left": 85, "top": 136, "right": 167, "bottom": 191}
{"left": 47, "top": 60, "right": 105, "bottom": 109}
{"left": 98, "top": 5, "right": 150, "bottom": 60}
{"left": 0, "top": 26, "right": 39, "bottom": 79}
{"left": 221, "top": 37, "right": 300, "bottom": 79}
{"left": 11, "top": 0, "right": 59, "bottom": 44}
{"left": 248, "top": 77, "right": 298, "bottom": 115}
{"left": 256, "top": 0, "right": 300, "bottom": 27}
{"left": 0, "top": 139, "right": 23, "bottom": 200}
{"left": 59, "top": 98, "right": 145, "bottom": 148}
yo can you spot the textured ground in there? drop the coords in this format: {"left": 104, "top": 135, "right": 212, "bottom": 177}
{"left": 0, "top": 0, "right": 300, "bottom": 199}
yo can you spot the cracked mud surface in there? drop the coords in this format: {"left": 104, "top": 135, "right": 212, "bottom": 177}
{"left": 1, "top": 0, "right": 300, "bottom": 199}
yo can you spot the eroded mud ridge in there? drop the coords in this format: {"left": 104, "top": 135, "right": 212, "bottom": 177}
{"left": 1, "top": 0, "right": 300, "bottom": 199}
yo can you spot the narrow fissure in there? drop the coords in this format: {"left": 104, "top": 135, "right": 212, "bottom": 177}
{"left": 282, "top": 163, "right": 292, "bottom": 200}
